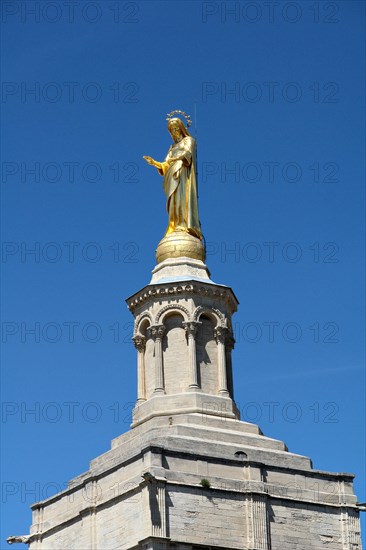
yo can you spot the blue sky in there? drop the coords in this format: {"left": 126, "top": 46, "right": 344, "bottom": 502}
{"left": 1, "top": 0, "right": 365, "bottom": 546}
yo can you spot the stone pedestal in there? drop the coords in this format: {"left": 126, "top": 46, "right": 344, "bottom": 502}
{"left": 155, "top": 232, "right": 205, "bottom": 264}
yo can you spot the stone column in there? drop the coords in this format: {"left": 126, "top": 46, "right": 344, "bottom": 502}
{"left": 183, "top": 321, "right": 200, "bottom": 390}
{"left": 141, "top": 475, "right": 167, "bottom": 540}
{"left": 340, "top": 507, "right": 362, "bottom": 549}
{"left": 80, "top": 479, "right": 99, "bottom": 550}
{"left": 30, "top": 507, "right": 43, "bottom": 550}
{"left": 140, "top": 482, "right": 151, "bottom": 538}
{"left": 225, "top": 334, "right": 235, "bottom": 399}
{"left": 80, "top": 507, "right": 97, "bottom": 550}
{"left": 150, "top": 325, "right": 166, "bottom": 394}
{"left": 214, "top": 326, "right": 229, "bottom": 396}
{"left": 151, "top": 481, "right": 167, "bottom": 537}
{"left": 246, "top": 493, "right": 270, "bottom": 550}
{"left": 132, "top": 335, "right": 146, "bottom": 403}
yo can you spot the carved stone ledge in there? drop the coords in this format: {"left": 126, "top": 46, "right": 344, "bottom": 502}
{"left": 127, "top": 282, "right": 238, "bottom": 314}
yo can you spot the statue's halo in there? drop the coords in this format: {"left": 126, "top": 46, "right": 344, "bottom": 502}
{"left": 166, "top": 109, "right": 192, "bottom": 128}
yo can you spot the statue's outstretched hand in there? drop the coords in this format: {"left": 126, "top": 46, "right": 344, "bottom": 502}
{"left": 143, "top": 156, "right": 161, "bottom": 169}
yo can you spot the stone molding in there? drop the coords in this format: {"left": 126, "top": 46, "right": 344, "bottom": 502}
{"left": 155, "top": 303, "right": 190, "bottom": 324}
{"left": 134, "top": 311, "right": 154, "bottom": 334}
{"left": 193, "top": 305, "right": 226, "bottom": 326}
{"left": 134, "top": 306, "right": 232, "bottom": 338}
{"left": 30, "top": 446, "right": 357, "bottom": 513}
{"left": 127, "top": 282, "right": 238, "bottom": 314}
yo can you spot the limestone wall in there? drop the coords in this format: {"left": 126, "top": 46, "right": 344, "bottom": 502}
{"left": 96, "top": 493, "right": 142, "bottom": 549}
{"left": 269, "top": 500, "right": 343, "bottom": 549}
{"left": 168, "top": 485, "right": 246, "bottom": 548}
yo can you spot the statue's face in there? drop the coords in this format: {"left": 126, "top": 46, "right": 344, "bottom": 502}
{"left": 168, "top": 122, "right": 182, "bottom": 142}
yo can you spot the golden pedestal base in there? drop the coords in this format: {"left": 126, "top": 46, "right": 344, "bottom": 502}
{"left": 156, "top": 231, "right": 205, "bottom": 264}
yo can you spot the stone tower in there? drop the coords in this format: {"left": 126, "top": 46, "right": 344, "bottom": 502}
{"left": 10, "top": 117, "right": 363, "bottom": 549}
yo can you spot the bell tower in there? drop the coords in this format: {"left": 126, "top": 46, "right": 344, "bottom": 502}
{"left": 128, "top": 251, "right": 239, "bottom": 428}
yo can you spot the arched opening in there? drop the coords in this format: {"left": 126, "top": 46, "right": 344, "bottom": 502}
{"left": 144, "top": 321, "right": 155, "bottom": 399}
{"left": 162, "top": 313, "right": 187, "bottom": 394}
{"left": 138, "top": 318, "right": 150, "bottom": 337}
{"left": 196, "top": 314, "right": 217, "bottom": 394}
{"left": 234, "top": 451, "right": 248, "bottom": 461}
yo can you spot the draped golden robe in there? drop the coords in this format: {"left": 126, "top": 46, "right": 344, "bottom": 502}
{"left": 158, "top": 135, "right": 202, "bottom": 240}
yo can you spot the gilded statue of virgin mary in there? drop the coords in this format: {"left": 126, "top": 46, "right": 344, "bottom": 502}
{"left": 143, "top": 115, "right": 203, "bottom": 241}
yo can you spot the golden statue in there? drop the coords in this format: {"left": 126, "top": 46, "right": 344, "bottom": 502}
{"left": 143, "top": 111, "right": 203, "bottom": 242}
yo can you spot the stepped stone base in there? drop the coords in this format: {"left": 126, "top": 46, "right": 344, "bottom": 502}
{"left": 131, "top": 392, "right": 240, "bottom": 428}
{"left": 26, "top": 412, "right": 361, "bottom": 550}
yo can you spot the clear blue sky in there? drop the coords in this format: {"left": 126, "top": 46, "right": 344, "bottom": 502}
{"left": 1, "top": 0, "right": 365, "bottom": 546}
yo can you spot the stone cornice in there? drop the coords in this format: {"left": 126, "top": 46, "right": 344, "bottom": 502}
{"left": 30, "top": 444, "right": 356, "bottom": 511}
{"left": 126, "top": 280, "right": 239, "bottom": 314}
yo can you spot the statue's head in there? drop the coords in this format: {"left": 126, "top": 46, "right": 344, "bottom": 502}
{"left": 168, "top": 117, "right": 190, "bottom": 141}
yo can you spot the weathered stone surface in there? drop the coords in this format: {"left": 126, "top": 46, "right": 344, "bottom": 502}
{"left": 27, "top": 410, "right": 361, "bottom": 550}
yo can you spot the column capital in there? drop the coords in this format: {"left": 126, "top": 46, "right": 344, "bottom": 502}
{"left": 226, "top": 334, "right": 235, "bottom": 350}
{"left": 182, "top": 321, "right": 201, "bottom": 338}
{"left": 214, "top": 326, "right": 229, "bottom": 344}
{"left": 132, "top": 334, "right": 146, "bottom": 352}
{"left": 148, "top": 324, "right": 166, "bottom": 340}
{"left": 150, "top": 325, "right": 165, "bottom": 393}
